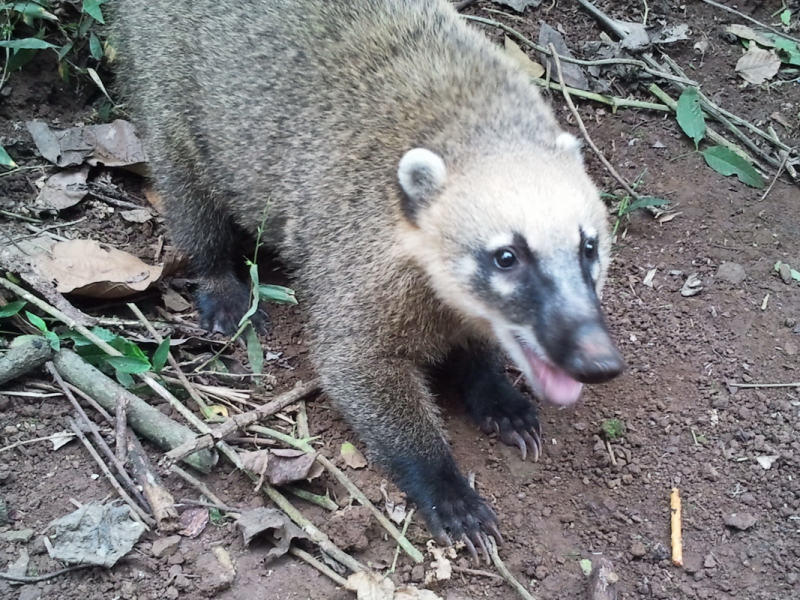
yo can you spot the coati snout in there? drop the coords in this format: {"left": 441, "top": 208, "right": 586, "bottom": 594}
{"left": 115, "top": 0, "right": 624, "bottom": 558}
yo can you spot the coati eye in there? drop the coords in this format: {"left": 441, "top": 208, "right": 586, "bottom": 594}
{"left": 493, "top": 248, "right": 517, "bottom": 269}
{"left": 583, "top": 239, "right": 597, "bottom": 261}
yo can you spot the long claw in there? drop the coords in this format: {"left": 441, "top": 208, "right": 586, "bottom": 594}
{"left": 516, "top": 434, "right": 527, "bottom": 461}
{"left": 487, "top": 522, "right": 504, "bottom": 546}
{"left": 434, "top": 531, "right": 452, "bottom": 547}
{"left": 522, "top": 430, "right": 539, "bottom": 462}
{"left": 462, "top": 534, "right": 479, "bottom": 563}
{"left": 475, "top": 533, "right": 490, "bottom": 565}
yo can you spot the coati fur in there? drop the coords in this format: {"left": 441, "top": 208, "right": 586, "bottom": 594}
{"left": 112, "top": 0, "right": 625, "bottom": 549}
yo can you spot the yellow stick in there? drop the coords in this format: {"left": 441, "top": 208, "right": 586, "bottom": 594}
{"left": 670, "top": 488, "right": 683, "bottom": 567}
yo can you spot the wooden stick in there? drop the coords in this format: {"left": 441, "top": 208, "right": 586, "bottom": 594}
{"left": 0, "top": 336, "right": 54, "bottom": 386}
{"left": 127, "top": 430, "right": 180, "bottom": 531}
{"left": 670, "top": 488, "right": 683, "bottom": 567}
{"left": 115, "top": 394, "right": 130, "bottom": 465}
{"left": 730, "top": 381, "right": 800, "bottom": 389}
{"left": 488, "top": 536, "right": 537, "bottom": 600}
{"left": 697, "top": 0, "right": 800, "bottom": 44}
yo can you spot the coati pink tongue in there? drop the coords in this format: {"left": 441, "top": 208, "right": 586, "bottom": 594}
{"left": 526, "top": 349, "right": 584, "bottom": 406}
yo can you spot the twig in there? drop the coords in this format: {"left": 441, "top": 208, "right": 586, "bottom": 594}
{"left": 68, "top": 419, "right": 155, "bottom": 528}
{"left": 165, "top": 379, "right": 320, "bottom": 463}
{"left": 530, "top": 78, "right": 670, "bottom": 112}
{"left": 0, "top": 432, "right": 76, "bottom": 454}
{"left": 248, "top": 424, "right": 425, "bottom": 564}
{"left": 63, "top": 382, "right": 114, "bottom": 423}
{"left": 179, "top": 498, "right": 240, "bottom": 513}
{"left": 284, "top": 543, "right": 349, "bottom": 587}
{"left": 284, "top": 486, "right": 339, "bottom": 512}
{"left": 488, "top": 536, "right": 537, "bottom": 600}
{"left": 465, "top": 15, "right": 698, "bottom": 85}
{"left": 729, "top": 381, "right": 800, "bottom": 389}
{"left": 547, "top": 43, "right": 640, "bottom": 200}
{"left": 128, "top": 302, "right": 211, "bottom": 412}
{"left": 0, "top": 565, "right": 93, "bottom": 583}
{"left": 170, "top": 464, "right": 230, "bottom": 509}
{"left": 760, "top": 149, "right": 794, "bottom": 201}
{"left": 452, "top": 565, "right": 503, "bottom": 579}
{"left": 115, "top": 394, "right": 130, "bottom": 465}
{"left": 670, "top": 488, "right": 683, "bottom": 567}
{"left": 455, "top": 0, "right": 479, "bottom": 10}
{"left": 48, "top": 362, "right": 151, "bottom": 512}
{"left": 606, "top": 440, "right": 618, "bottom": 466}
{"left": 127, "top": 430, "right": 180, "bottom": 531}
{"left": 0, "top": 209, "right": 41, "bottom": 222}
{"left": 391, "top": 508, "right": 415, "bottom": 572}
{"left": 296, "top": 400, "right": 310, "bottom": 439}
{"left": 697, "top": 0, "right": 800, "bottom": 45}
{"left": 0, "top": 336, "right": 54, "bottom": 386}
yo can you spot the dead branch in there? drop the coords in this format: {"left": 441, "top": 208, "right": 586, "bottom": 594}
{"left": 0, "top": 336, "right": 54, "bottom": 386}
{"left": 127, "top": 431, "right": 180, "bottom": 531}
{"left": 488, "top": 536, "right": 537, "bottom": 600}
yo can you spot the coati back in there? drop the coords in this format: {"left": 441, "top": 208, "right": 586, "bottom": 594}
{"left": 113, "top": 0, "right": 624, "bottom": 552}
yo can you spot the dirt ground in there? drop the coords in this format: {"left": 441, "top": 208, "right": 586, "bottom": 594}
{"left": 1, "top": 1, "right": 799, "bottom": 599}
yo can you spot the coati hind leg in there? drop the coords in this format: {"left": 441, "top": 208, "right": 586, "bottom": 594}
{"left": 446, "top": 343, "right": 542, "bottom": 461}
{"left": 318, "top": 350, "right": 501, "bottom": 560}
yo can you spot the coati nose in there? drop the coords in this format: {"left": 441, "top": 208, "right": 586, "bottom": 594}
{"left": 565, "top": 325, "right": 625, "bottom": 384}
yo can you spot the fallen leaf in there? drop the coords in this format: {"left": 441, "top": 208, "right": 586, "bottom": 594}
{"left": 345, "top": 571, "right": 396, "bottom": 600}
{"left": 240, "top": 449, "right": 271, "bottom": 488}
{"left": 735, "top": 45, "right": 781, "bottom": 85}
{"left": 642, "top": 268, "right": 657, "bottom": 288}
{"left": 380, "top": 480, "right": 407, "bottom": 524}
{"left": 539, "top": 23, "right": 588, "bottom": 90}
{"left": 424, "top": 542, "right": 453, "bottom": 584}
{"left": 579, "top": 558, "right": 593, "bottom": 576}
{"left": 203, "top": 405, "right": 229, "bottom": 419}
{"left": 493, "top": 0, "right": 542, "bottom": 11}
{"left": 2, "top": 548, "right": 30, "bottom": 580}
{"left": 652, "top": 23, "right": 690, "bottom": 44}
{"left": 27, "top": 120, "right": 147, "bottom": 171}
{"left": 120, "top": 208, "right": 153, "bottom": 223}
{"left": 680, "top": 273, "right": 703, "bottom": 297}
{"left": 237, "top": 507, "right": 309, "bottom": 558}
{"left": 266, "top": 448, "right": 320, "bottom": 486}
{"left": 47, "top": 503, "right": 145, "bottom": 567}
{"left": 504, "top": 36, "right": 545, "bottom": 78}
{"left": 163, "top": 288, "right": 192, "bottom": 312}
{"left": 755, "top": 455, "right": 779, "bottom": 470}
{"left": 50, "top": 431, "right": 75, "bottom": 451}
{"left": 178, "top": 506, "right": 209, "bottom": 538}
{"left": 701, "top": 146, "right": 765, "bottom": 188}
{"left": 341, "top": 441, "right": 368, "bottom": 469}
{"left": 693, "top": 38, "right": 709, "bottom": 54}
{"left": 33, "top": 239, "right": 163, "bottom": 299}
{"left": 34, "top": 166, "right": 90, "bottom": 210}
{"left": 725, "top": 24, "right": 775, "bottom": 48}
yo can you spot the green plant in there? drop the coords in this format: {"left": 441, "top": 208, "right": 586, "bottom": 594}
{"left": 602, "top": 170, "right": 670, "bottom": 238}
{"left": 601, "top": 418, "right": 624, "bottom": 440}
{"left": 675, "top": 87, "right": 765, "bottom": 188}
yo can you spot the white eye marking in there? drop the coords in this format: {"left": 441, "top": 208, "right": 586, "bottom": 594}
{"left": 487, "top": 232, "right": 514, "bottom": 251}
{"left": 490, "top": 274, "right": 517, "bottom": 297}
{"left": 455, "top": 255, "right": 478, "bottom": 279}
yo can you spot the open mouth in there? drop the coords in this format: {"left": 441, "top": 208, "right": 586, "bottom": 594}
{"left": 516, "top": 338, "right": 583, "bottom": 406}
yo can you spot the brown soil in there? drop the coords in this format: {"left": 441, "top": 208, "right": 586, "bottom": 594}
{"left": 1, "top": 2, "right": 799, "bottom": 599}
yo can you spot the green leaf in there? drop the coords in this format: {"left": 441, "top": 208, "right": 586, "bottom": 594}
{"left": 152, "top": 338, "right": 171, "bottom": 373}
{"left": 8, "top": 2, "right": 58, "bottom": 20}
{"left": 115, "top": 369, "right": 135, "bottom": 388}
{"left": 771, "top": 36, "right": 800, "bottom": 66}
{"left": 25, "top": 311, "right": 47, "bottom": 333}
{"left": 104, "top": 355, "right": 151, "bottom": 374}
{"left": 579, "top": 559, "right": 593, "bottom": 576}
{"left": 82, "top": 0, "right": 106, "bottom": 23}
{"left": 5, "top": 47, "right": 38, "bottom": 71}
{"left": 0, "top": 300, "right": 25, "bottom": 318}
{"left": 618, "top": 196, "right": 670, "bottom": 216}
{"left": 88, "top": 32, "right": 103, "bottom": 61}
{"left": 258, "top": 284, "right": 298, "bottom": 305}
{"left": 0, "top": 145, "right": 17, "bottom": 168}
{"left": 780, "top": 9, "right": 792, "bottom": 26}
{"left": 0, "top": 38, "right": 56, "bottom": 50}
{"left": 701, "top": 146, "right": 765, "bottom": 188}
{"left": 243, "top": 324, "right": 264, "bottom": 377}
{"left": 44, "top": 330, "right": 60, "bottom": 352}
{"left": 57, "top": 41, "right": 73, "bottom": 61}
{"left": 676, "top": 87, "right": 705, "bottom": 148}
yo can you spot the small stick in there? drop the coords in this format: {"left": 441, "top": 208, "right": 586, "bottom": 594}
{"left": 670, "top": 488, "right": 683, "bottom": 567}
{"left": 452, "top": 565, "right": 503, "bottom": 580}
{"left": 729, "top": 381, "right": 800, "bottom": 389}
{"left": 285, "top": 543, "right": 348, "bottom": 587}
{"left": 68, "top": 419, "right": 155, "bottom": 528}
{"left": 390, "top": 509, "right": 415, "bottom": 572}
{"left": 296, "top": 400, "right": 310, "bottom": 439}
{"left": 0, "top": 565, "right": 93, "bottom": 583}
{"left": 760, "top": 149, "right": 794, "bottom": 201}
{"left": 530, "top": 78, "right": 670, "bottom": 112}
{"left": 547, "top": 43, "right": 640, "bottom": 201}
{"left": 179, "top": 498, "right": 240, "bottom": 513}
{"left": 697, "top": 0, "right": 800, "bottom": 45}
{"left": 487, "top": 536, "right": 537, "bottom": 600}
{"left": 128, "top": 302, "right": 211, "bottom": 412}
{"left": 0, "top": 432, "right": 76, "bottom": 454}
{"left": 283, "top": 486, "right": 339, "bottom": 512}
{"left": 63, "top": 381, "right": 114, "bottom": 423}
{"left": 248, "top": 424, "right": 424, "bottom": 564}
{"left": 115, "top": 395, "right": 130, "bottom": 465}
{"left": 127, "top": 430, "right": 180, "bottom": 531}
{"left": 606, "top": 440, "right": 618, "bottom": 467}
{"left": 170, "top": 464, "right": 230, "bottom": 509}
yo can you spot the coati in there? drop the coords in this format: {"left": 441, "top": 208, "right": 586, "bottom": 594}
{"left": 113, "top": 0, "right": 625, "bottom": 553}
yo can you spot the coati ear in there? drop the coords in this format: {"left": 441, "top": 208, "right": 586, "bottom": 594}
{"left": 397, "top": 148, "right": 447, "bottom": 223}
{"left": 556, "top": 132, "right": 583, "bottom": 163}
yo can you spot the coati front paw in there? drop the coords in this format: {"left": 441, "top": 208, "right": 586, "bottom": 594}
{"left": 477, "top": 399, "right": 542, "bottom": 462}
{"left": 196, "top": 277, "right": 268, "bottom": 335}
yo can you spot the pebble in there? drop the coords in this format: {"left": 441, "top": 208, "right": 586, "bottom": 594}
{"left": 703, "top": 464, "right": 719, "bottom": 480}
{"left": 724, "top": 512, "right": 758, "bottom": 530}
{"left": 630, "top": 540, "right": 647, "bottom": 558}
{"left": 704, "top": 554, "right": 717, "bottom": 569}
{"left": 410, "top": 565, "right": 425, "bottom": 583}
{"left": 152, "top": 535, "right": 181, "bottom": 558}
{"left": 716, "top": 262, "right": 747, "bottom": 285}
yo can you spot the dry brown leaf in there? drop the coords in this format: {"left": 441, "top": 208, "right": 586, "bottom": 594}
{"left": 143, "top": 187, "right": 164, "bottom": 213}
{"left": 237, "top": 507, "right": 309, "bottom": 558}
{"left": 539, "top": 23, "right": 589, "bottom": 89}
{"left": 178, "top": 506, "right": 209, "bottom": 538}
{"left": 504, "top": 36, "right": 545, "bottom": 79}
{"left": 345, "top": 571, "right": 396, "bottom": 600}
{"left": 163, "top": 288, "right": 192, "bottom": 312}
{"left": 240, "top": 449, "right": 270, "bottom": 480}
{"left": 33, "top": 239, "right": 163, "bottom": 299}
{"left": 725, "top": 24, "right": 775, "bottom": 48}
{"left": 266, "top": 449, "right": 320, "bottom": 486}
{"left": 341, "top": 441, "right": 368, "bottom": 469}
{"left": 736, "top": 45, "right": 781, "bottom": 85}
{"left": 27, "top": 120, "right": 147, "bottom": 170}
{"left": 35, "top": 166, "right": 90, "bottom": 210}
{"left": 120, "top": 208, "right": 153, "bottom": 223}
